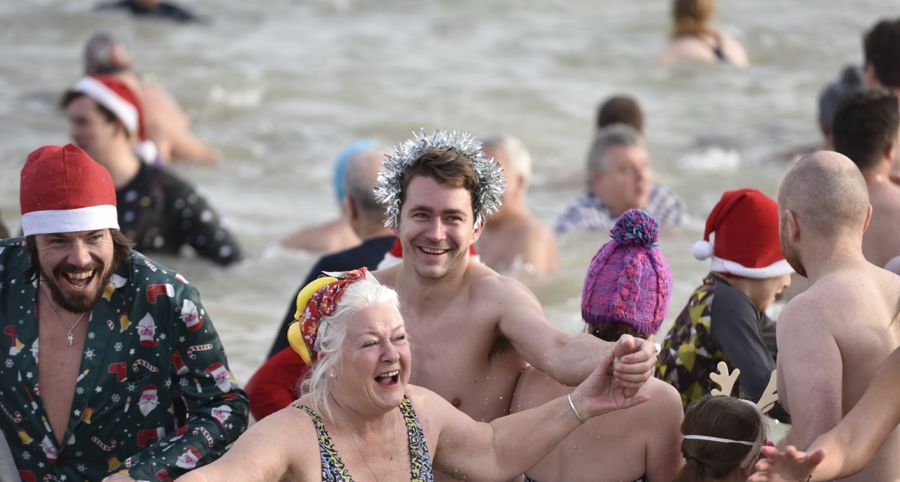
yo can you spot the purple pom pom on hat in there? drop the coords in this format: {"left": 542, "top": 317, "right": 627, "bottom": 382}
{"left": 581, "top": 209, "right": 673, "bottom": 337}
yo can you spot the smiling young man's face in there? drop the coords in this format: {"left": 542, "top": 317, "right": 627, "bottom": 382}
{"left": 35, "top": 229, "right": 115, "bottom": 313}
{"left": 396, "top": 175, "right": 481, "bottom": 280}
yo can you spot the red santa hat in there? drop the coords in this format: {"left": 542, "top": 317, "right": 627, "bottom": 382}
{"left": 20, "top": 144, "right": 119, "bottom": 237}
{"left": 691, "top": 188, "right": 793, "bottom": 279}
{"left": 70, "top": 75, "right": 145, "bottom": 139}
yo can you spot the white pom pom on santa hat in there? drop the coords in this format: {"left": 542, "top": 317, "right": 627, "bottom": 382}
{"left": 692, "top": 240, "right": 714, "bottom": 260}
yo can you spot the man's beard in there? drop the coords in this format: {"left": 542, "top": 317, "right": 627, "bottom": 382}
{"left": 40, "top": 259, "right": 113, "bottom": 313}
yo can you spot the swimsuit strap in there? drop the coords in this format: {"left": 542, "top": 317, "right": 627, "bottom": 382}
{"left": 399, "top": 396, "right": 436, "bottom": 481}
{"left": 293, "top": 403, "right": 354, "bottom": 481}
{"left": 710, "top": 32, "right": 729, "bottom": 63}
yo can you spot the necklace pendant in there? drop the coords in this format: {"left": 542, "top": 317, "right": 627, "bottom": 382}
{"left": 67, "top": 333, "right": 74, "bottom": 346}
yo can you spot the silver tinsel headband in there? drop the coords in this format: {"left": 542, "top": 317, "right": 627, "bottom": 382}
{"left": 374, "top": 129, "right": 505, "bottom": 228}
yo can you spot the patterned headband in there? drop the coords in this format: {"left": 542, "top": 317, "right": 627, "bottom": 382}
{"left": 287, "top": 268, "right": 368, "bottom": 365}
{"left": 374, "top": 129, "right": 505, "bottom": 228}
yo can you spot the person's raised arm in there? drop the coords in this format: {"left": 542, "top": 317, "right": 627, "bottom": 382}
{"left": 429, "top": 350, "right": 648, "bottom": 480}
{"left": 751, "top": 346, "right": 900, "bottom": 482}
{"left": 492, "top": 276, "right": 656, "bottom": 388}
{"left": 776, "top": 301, "right": 843, "bottom": 449}
{"left": 176, "top": 409, "right": 304, "bottom": 482}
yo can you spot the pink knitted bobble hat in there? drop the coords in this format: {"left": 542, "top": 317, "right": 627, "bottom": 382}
{"left": 581, "top": 209, "right": 673, "bottom": 337}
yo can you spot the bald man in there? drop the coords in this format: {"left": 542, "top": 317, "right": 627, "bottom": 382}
{"left": 776, "top": 151, "right": 900, "bottom": 482}
{"left": 477, "top": 135, "right": 558, "bottom": 273}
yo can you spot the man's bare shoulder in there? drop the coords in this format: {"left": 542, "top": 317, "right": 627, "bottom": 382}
{"left": 467, "top": 262, "right": 539, "bottom": 304}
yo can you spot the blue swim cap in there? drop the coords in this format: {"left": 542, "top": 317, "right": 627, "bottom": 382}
{"left": 333, "top": 139, "right": 377, "bottom": 202}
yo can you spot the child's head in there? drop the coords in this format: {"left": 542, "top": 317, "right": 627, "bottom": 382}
{"left": 581, "top": 209, "right": 672, "bottom": 341}
{"left": 676, "top": 395, "right": 766, "bottom": 482}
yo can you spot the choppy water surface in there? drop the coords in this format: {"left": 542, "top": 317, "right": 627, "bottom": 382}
{"left": 1, "top": 0, "right": 898, "bottom": 383}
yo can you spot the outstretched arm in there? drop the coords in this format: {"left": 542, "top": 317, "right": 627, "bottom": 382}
{"left": 494, "top": 276, "right": 655, "bottom": 388}
{"left": 751, "top": 347, "right": 900, "bottom": 482}
{"left": 431, "top": 350, "right": 648, "bottom": 480}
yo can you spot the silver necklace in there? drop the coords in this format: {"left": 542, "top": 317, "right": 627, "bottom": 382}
{"left": 42, "top": 288, "right": 88, "bottom": 346}
{"left": 343, "top": 408, "right": 398, "bottom": 482}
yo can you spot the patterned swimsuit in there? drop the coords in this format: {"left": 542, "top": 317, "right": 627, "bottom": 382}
{"left": 294, "top": 397, "right": 435, "bottom": 481}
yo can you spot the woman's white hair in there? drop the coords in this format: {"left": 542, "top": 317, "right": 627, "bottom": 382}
{"left": 299, "top": 273, "right": 400, "bottom": 421}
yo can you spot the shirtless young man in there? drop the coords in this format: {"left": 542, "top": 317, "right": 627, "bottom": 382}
{"left": 84, "top": 31, "right": 217, "bottom": 165}
{"left": 776, "top": 151, "right": 900, "bottom": 482}
{"left": 370, "top": 131, "right": 657, "bottom": 478}
{"left": 832, "top": 90, "right": 900, "bottom": 269}
{"left": 476, "top": 135, "right": 558, "bottom": 274}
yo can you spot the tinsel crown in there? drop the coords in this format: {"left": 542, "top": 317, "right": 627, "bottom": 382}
{"left": 374, "top": 129, "right": 505, "bottom": 228}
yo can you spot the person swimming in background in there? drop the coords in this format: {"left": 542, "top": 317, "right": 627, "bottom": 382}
{"left": 83, "top": 31, "right": 218, "bottom": 166}
{"left": 280, "top": 140, "right": 376, "bottom": 253}
{"left": 658, "top": 0, "right": 749, "bottom": 68}
{"left": 677, "top": 395, "right": 767, "bottom": 482}
{"left": 94, "top": 0, "right": 207, "bottom": 23}
{"left": 512, "top": 209, "right": 684, "bottom": 482}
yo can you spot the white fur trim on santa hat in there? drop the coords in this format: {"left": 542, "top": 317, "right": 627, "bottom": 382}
{"left": 709, "top": 256, "right": 794, "bottom": 279}
{"left": 22, "top": 205, "right": 119, "bottom": 237}
{"left": 72, "top": 77, "right": 138, "bottom": 135}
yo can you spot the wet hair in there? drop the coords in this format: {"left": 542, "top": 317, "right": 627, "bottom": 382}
{"left": 400, "top": 149, "right": 480, "bottom": 221}
{"left": 597, "top": 96, "right": 644, "bottom": 134}
{"left": 817, "top": 65, "right": 864, "bottom": 135}
{"left": 481, "top": 135, "right": 533, "bottom": 182}
{"left": 300, "top": 275, "right": 401, "bottom": 422}
{"left": 672, "top": 0, "right": 715, "bottom": 38}
{"left": 24, "top": 229, "right": 133, "bottom": 282}
{"left": 587, "top": 322, "right": 645, "bottom": 342}
{"left": 832, "top": 90, "right": 899, "bottom": 171}
{"left": 587, "top": 123, "right": 644, "bottom": 174}
{"left": 60, "top": 91, "right": 120, "bottom": 126}
{"left": 864, "top": 18, "right": 900, "bottom": 89}
{"left": 675, "top": 395, "right": 765, "bottom": 482}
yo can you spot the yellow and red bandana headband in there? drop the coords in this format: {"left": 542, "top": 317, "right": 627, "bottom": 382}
{"left": 287, "top": 268, "right": 369, "bottom": 366}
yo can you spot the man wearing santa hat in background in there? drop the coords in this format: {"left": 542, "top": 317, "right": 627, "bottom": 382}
{"left": 656, "top": 188, "right": 791, "bottom": 421}
{"left": 61, "top": 75, "right": 243, "bottom": 267}
{"left": 0, "top": 144, "right": 248, "bottom": 481}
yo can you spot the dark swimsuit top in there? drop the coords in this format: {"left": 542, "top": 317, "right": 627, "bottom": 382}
{"left": 294, "top": 396, "right": 435, "bottom": 481}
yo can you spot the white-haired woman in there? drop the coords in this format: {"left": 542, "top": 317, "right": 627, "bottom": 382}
{"left": 178, "top": 268, "right": 647, "bottom": 481}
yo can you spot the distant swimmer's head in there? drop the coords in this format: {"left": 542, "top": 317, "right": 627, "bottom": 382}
{"left": 817, "top": 65, "right": 864, "bottom": 141}
{"left": 864, "top": 17, "right": 900, "bottom": 90}
{"left": 84, "top": 31, "right": 134, "bottom": 75}
{"left": 587, "top": 124, "right": 652, "bottom": 217}
{"left": 342, "top": 143, "right": 388, "bottom": 225}
{"left": 375, "top": 129, "right": 504, "bottom": 230}
{"left": 333, "top": 140, "right": 377, "bottom": 203}
{"left": 582, "top": 209, "right": 672, "bottom": 341}
{"left": 832, "top": 89, "right": 899, "bottom": 172}
{"left": 778, "top": 151, "right": 870, "bottom": 274}
{"left": 677, "top": 395, "right": 766, "bottom": 482}
{"left": 596, "top": 95, "right": 644, "bottom": 135}
{"left": 672, "top": 0, "right": 715, "bottom": 38}
{"left": 692, "top": 189, "right": 793, "bottom": 310}
{"left": 480, "top": 134, "right": 531, "bottom": 220}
